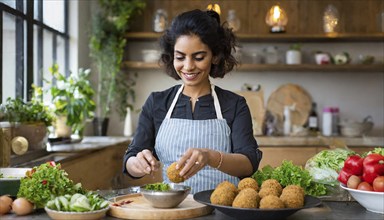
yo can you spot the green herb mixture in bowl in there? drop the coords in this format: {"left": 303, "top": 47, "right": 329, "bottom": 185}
{"left": 140, "top": 183, "right": 191, "bottom": 208}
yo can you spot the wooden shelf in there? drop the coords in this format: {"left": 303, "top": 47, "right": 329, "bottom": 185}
{"left": 125, "top": 32, "right": 384, "bottom": 42}
{"left": 122, "top": 61, "right": 384, "bottom": 72}
{"left": 236, "top": 64, "right": 384, "bottom": 72}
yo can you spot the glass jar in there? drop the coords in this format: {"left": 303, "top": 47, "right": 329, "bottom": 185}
{"left": 153, "top": 9, "right": 168, "bottom": 33}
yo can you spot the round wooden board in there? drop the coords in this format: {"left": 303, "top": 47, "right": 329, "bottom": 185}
{"left": 266, "top": 83, "right": 312, "bottom": 127}
{"left": 108, "top": 193, "right": 213, "bottom": 220}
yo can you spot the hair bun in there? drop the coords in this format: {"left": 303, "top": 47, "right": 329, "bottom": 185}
{"left": 206, "top": 10, "right": 221, "bottom": 24}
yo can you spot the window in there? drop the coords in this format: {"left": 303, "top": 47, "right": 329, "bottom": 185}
{"left": 0, "top": 0, "right": 69, "bottom": 103}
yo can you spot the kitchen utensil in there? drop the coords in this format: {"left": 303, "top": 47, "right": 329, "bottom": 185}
{"left": 44, "top": 206, "right": 110, "bottom": 220}
{"left": 0, "top": 168, "right": 31, "bottom": 196}
{"left": 236, "top": 88, "right": 265, "bottom": 136}
{"left": 108, "top": 193, "right": 213, "bottom": 219}
{"left": 340, "top": 184, "right": 384, "bottom": 214}
{"left": 139, "top": 183, "right": 191, "bottom": 208}
{"left": 266, "top": 84, "right": 312, "bottom": 132}
{"left": 193, "top": 190, "right": 322, "bottom": 220}
{"left": 339, "top": 116, "right": 374, "bottom": 137}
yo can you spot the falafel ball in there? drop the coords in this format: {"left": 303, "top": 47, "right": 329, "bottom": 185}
{"left": 260, "top": 179, "right": 283, "bottom": 195}
{"left": 238, "top": 177, "right": 259, "bottom": 191}
{"left": 258, "top": 186, "right": 281, "bottom": 198}
{"left": 282, "top": 185, "right": 305, "bottom": 197}
{"left": 232, "top": 188, "right": 260, "bottom": 208}
{"left": 259, "top": 195, "right": 285, "bottom": 209}
{"left": 210, "top": 187, "right": 236, "bottom": 206}
{"left": 166, "top": 162, "right": 184, "bottom": 183}
{"left": 216, "top": 180, "right": 238, "bottom": 194}
{"left": 280, "top": 185, "right": 305, "bottom": 208}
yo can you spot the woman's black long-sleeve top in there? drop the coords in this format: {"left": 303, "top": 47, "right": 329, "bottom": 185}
{"left": 123, "top": 84, "right": 262, "bottom": 177}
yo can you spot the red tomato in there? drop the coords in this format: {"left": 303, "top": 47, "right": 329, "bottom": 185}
{"left": 372, "top": 176, "right": 384, "bottom": 192}
{"left": 357, "top": 182, "right": 374, "bottom": 191}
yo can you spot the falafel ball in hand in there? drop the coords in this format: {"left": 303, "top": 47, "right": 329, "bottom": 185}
{"left": 167, "top": 162, "right": 185, "bottom": 183}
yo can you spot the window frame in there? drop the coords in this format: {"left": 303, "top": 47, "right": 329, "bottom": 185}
{"left": 0, "top": 0, "right": 69, "bottom": 102}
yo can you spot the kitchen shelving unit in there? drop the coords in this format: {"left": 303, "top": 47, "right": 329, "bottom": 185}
{"left": 122, "top": 32, "right": 384, "bottom": 72}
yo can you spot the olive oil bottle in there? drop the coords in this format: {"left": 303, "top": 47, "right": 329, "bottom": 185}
{"left": 307, "top": 102, "right": 319, "bottom": 136}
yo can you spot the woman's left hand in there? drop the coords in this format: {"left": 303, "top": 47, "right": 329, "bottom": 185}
{"left": 177, "top": 148, "right": 210, "bottom": 179}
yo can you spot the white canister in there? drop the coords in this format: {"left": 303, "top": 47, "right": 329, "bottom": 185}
{"left": 322, "top": 107, "right": 333, "bottom": 136}
{"left": 286, "top": 50, "right": 302, "bottom": 64}
{"left": 124, "top": 107, "right": 133, "bottom": 137}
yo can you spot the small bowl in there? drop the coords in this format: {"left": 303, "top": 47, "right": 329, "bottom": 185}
{"left": 0, "top": 168, "right": 31, "bottom": 196}
{"left": 140, "top": 183, "right": 191, "bottom": 208}
{"left": 44, "top": 206, "right": 110, "bottom": 220}
{"left": 142, "top": 49, "right": 161, "bottom": 63}
{"left": 340, "top": 183, "right": 384, "bottom": 214}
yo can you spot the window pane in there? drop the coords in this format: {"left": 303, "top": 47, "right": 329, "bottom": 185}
{"left": 42, "top": 29, "right": 54, "bottom": 102}
{"left": 56, "top": 36, "right": 66, "bottom": 72}
{"left": 2, "top": 12, "right": 16, "bottom": 102}
{"left": 33, "top": 24, "right": 41, "bottom": 86}
{"left": 0, "top": 0, "right": 15, "bottom": 9}
{"left": 0, "top": 0, "right": 26, "bottom": 13}
{"left": 43, "top": 0, "right": 64, "bottom": 32}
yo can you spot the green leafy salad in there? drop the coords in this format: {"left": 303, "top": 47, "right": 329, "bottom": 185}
{"left": 252, "top": 160, "right": 327, "bottom": 196}
{"left": 143, "top": 182, "right": 170, "bottom": 191}
{"left": 17, "top": 161, "right": 84, "bottom": 208}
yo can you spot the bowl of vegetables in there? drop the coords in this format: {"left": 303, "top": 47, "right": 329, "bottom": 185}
{"left": 140, "top": 183, "right": 191, "bottom": 208}
{"left": 338, "top": 150, "right": 384, "bottom": 214}
{"left": 44, "top": 192, "right": 110, "bottom": 220}
{"left": 340, "top": 183, "right": 384, "bottom": 214}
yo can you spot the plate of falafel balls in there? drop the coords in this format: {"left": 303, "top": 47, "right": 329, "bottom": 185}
{"left": 193, "top": 178, "right": 322, "bottom": 220}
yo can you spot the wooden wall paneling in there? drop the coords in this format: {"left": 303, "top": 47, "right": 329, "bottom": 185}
{"left": 248, "top": 1, "right": 270, "bottom": 34}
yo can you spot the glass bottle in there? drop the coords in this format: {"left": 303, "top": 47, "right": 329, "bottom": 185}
{"left": 307, "top": 102, "right": 319, "bottom": 135}
{"left": 322, "top": 107, "right": 333, "bottom": 136}
{"left": 153, "top": 9, "right": 168, "bottom": 33}
{"left": 227, "top": 9, "right": 241, "bottom": 32}
{"left": 323, "top": 4, "right": 339, "bottom": 33}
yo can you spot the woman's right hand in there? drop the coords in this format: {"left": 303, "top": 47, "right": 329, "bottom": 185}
{"left": 126, "top": 149, "right": 160, "bottom": 177}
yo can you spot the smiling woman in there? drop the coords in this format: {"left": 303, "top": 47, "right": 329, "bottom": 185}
{"left": 124, "top": 9, "right": 262, "bottom": 194}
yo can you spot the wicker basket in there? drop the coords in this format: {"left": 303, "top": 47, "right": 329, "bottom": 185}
{"left": 340, "top": 116, "right": 374, "bottom": 137}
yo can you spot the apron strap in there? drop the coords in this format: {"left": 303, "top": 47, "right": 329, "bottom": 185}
{"left": 165, "top": 84, "right": 223, "bottom": 120}
{"left": 165, "top": 84, "right": 184, "bottom": 119}
{"left": 211, "top": 84, "right": 223, "bottom": 119}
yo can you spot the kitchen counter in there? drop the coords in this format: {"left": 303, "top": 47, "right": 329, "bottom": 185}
{"left": 1, "top": 200, "right": 383, "bottom": 220}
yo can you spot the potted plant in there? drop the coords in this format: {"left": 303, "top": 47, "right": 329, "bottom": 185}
{"left": 286, "top": 44, "right": 302, "bottom": 65}
{"left": 43, "top": 64, "right": 96, "bottom": 138}
{"left": 0, "top": 93, "right": 54, "bottom": 151}
{"left": 89, "top": 0, "right": 146, "bottom": 135}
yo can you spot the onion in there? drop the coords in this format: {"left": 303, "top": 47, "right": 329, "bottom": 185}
{"left": 0, "top": 195, "right": 13, "bottom": 215}
{"left": 12, "top": 198, "right": 34, "bottom": 216}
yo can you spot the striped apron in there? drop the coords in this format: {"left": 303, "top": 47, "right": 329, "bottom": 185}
{"left": 155, "top": 84, "right": 239, "bottom": 194}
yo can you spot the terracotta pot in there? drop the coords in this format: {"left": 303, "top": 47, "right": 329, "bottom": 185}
{"left": 14, "top": 122, "right": 48, "bottom": 150}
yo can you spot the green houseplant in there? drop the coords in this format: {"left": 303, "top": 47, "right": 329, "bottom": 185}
{"left": 44, "top": 64, "right": 96, "bottom": 137}
{"left": 89, "top": 0, "right": 146, "bottom": 135}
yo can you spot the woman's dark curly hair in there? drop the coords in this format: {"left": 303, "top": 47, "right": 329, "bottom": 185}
{"left": 159, "top": 9, "right": 239, "bottom": 80}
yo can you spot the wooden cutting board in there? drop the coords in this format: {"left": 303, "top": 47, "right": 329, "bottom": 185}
{"left": 108, "top": 194, "right": 213, "bottom": 219}
{"left": 266, "top": 83, "right": 312, "bottom": 127}
{"left": 236, "top": 89, "right": 265, "bottom": 136}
